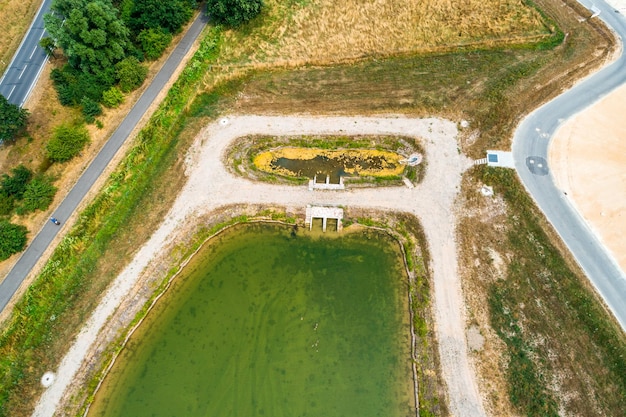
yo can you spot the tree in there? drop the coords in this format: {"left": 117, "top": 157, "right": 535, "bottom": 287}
{"left": 0, "top": 94, "right": 29, "bottom": 142}
{"left": 44, "top": 0, "right": 131, "bottom": 83}
{"left": 102, "top": 86, "right": 124, "bottom": 108}
{"left": 1, "top": 165, "right": 33, "bottom": 199}
{"left": 39, "top": 37, "right": 57, "bottom": 58}
{"left": 16, "top": 177, "right": 58, "bottom": 214}
{"left": 0, "top": 220, "right": 28, "bottom": 261}
{"left": 137, "top": 28, "right": 173, "bottom": 60}
{"left": 81, "top": 97, "right": 102, "bottom": 123}
{"left": 206, "top": 0, "right": 263, "bottom": 27}
{"left": 46, "top": 124, "right": 90, "bottom": 162}
{"left": 130, "top": 0, "right": 195, "bottom": 34}
{"left": 115, "top": 56, "right": 148, "bottom": 92}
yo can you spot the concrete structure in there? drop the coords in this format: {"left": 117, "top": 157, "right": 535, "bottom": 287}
{"left": 305, "top": 205, "right": 344, "bottom": 231}
{"left": 486, "top": 150, "right": 515, "bottom": 168}
{"left": 308, "top": 175, "right": 345, "bottom": 191}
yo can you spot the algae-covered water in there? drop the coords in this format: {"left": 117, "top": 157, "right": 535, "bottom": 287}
{"left": 88, "top": 223, "right": 413, "bottom": 417}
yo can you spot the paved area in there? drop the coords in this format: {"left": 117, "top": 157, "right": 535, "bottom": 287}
{"left": 0, "top": 0, "right": 52, "bottom": 106}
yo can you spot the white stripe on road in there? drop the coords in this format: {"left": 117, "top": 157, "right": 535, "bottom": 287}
{"left": 18, "top": 65, "right": 28, "bottom": 79}
{"left": 29, "top": 46, "right": 38, "bottom": 60}
{"left": 7, "top": 85, "right": 16, "bottom": 99}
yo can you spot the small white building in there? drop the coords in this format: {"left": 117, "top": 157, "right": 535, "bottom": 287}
{"left": 486, "top": 150, "right": 515, "bottom": 168}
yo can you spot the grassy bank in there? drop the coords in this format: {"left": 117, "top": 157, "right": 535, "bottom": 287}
{"left": 0, "top": 27, "right": 226, "bottom": 417}
{"left": 460, "top": 166, "right": 626, "bottom": 415}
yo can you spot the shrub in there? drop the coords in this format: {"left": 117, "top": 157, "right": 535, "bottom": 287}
{"left": 81, "top": 97, "right": 103, "bottom": 123}
{"left": 102, "top": 86, "right": 124, "bottom": 108}
{"left": 137, "top": 28, "right": 173, "bottom": 60}
{"left": 0, "top": 220, "right": 27, "bottom": 261}
{"left": 1, "top": 165, "right": 33, "bottom": 199}
{"left": 50, "top": 65, "right": 109, "bottom": 106}
{"left": 131, "top": 0, "right": 195, "bottom": 34}
{"left": 0, "top": 94, "right": 29, "bottom": 142}
{"left": 0, "top": 192, "right": 15, "bottom": 216}
{"left": 116, "top": 57, "right": 148, "bottom": 93}
{"left": 46, "top": 124, "right": 90, "bottom": 162}
{"left": 16, "top": 176, "right": 57, "bottom": 215}
{"left": 206, "top": 0, "right": 264, "bottom": 27}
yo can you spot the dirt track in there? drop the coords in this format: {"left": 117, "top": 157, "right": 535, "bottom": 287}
{"left": 33, "top": 116, "right": 485, "bottom": 417}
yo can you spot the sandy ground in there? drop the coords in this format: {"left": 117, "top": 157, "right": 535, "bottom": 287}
{"left": 549, "top": 83, "right": 626, "bottom": 275}
{"left": 32, "top": 116, "right": 485, "bottom": 417}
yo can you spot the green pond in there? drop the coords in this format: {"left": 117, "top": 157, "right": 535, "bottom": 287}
{"left": 88, "top": 223, "right": 413, "bottom": 417}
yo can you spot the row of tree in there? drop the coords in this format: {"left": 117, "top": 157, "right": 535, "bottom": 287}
{"left": 42, "top": 0, "right": 264, "bottom": 121}
{"left": 0, "top": 0, "right": 265, "bottom": 259}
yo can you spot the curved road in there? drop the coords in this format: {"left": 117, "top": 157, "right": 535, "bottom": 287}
{"left": 0, "top": 13, "right": 208, "bottom": 313}
{"left": 512, "top": 0, "right": 626, "bottom": 330}
{"left": 0, "top": 0, "right": 52, "bottom": 106}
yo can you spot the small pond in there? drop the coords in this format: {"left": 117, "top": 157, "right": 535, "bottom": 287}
{"left": 254, "top": 148, "right": 405, "bottom": 183}
{"left": 88, "top": 223, "right": 414, "bottom": 417}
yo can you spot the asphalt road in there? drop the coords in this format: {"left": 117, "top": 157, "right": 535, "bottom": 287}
{"left": 0, "top": 13, "right": 208, "bottom": 312}
{"left": 512, "top": 0, "right": 626, "bottom": 330}
{"left": 0, "top": 0, "right": 52, "bottom": 107}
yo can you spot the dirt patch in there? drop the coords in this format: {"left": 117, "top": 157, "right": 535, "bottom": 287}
{"left": 467, "top": 325, "right": 485, "bottom": 352}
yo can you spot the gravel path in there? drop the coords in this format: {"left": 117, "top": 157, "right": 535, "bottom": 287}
{"left": 33, "top": 115, "right": 484, "bottom": 417}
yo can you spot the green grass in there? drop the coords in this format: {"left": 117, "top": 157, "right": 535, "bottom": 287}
{"left": 477, "top": 166, "right": 626, "bottom": 415}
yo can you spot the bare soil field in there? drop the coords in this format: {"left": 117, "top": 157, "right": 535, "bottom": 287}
{"left": 549, "top": 82, "right": 626, "bottom": 274}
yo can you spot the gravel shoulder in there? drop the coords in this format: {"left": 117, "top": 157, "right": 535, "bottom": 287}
{"left": 33, "top": 115, "right": 484, "bottom": 417}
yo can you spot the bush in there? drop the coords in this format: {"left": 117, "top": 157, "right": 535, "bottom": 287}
{"left": 137, "top": 28, "right": 173, "bottom": 60}
{"left": 1, "top": 165, "right": 33, "bottom": 199}
{"left": 0, "top": 192, "right": 15, "bottom": 216}
{"left": 46, "top": 124, "right": 90, "bottom": 162}
{"left": 51, "top": 65, "right": 109, "bottom": 106}
{"left": 81, "top": 97, "right": 103, "bottom": 123}
{"left": 0, "top": 94, "right": 29, "bottom": 142}
{"left": 206, "top": 0, "right": 263, "bottom": 27}
{"left": 0, "top": 220, "right": 27, "bottom": 261}
{"left": 130, "top": 0, "right": 195, "bottom": 34}
{"left": 16, "top": 177, "right": 57, "bottom": 215}
{"left": 102, "top": 86, "right": 124, "bottom": 108}
{"left": 115, "top": 57, "right": 148, "bottom": 93}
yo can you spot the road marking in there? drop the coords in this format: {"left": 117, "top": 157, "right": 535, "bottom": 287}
{"left": 7, "top": 85, "right": 16, "bottom": 99}
{"left": 29, "top": 46, "right": 38, "bottom": 60}
{"left": 18, "top": 65, "right": 28, "bottom": 79}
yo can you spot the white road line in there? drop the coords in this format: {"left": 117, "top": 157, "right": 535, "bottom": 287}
{"left": 7, "top": 85, "right": 16, "bottom": 100}
{"left": 38, "top": 30, "right": 46, "bottom": 40}
{"left": 18, "top": 65, "right": 28, "bottom": 79}
{"left": 29, "top": 46, "right": 38, "bottom": 60}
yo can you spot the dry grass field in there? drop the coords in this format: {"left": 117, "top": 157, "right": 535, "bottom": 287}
{"left": 218, "top": 0, "right": 549, "bottom": 67}
{"left": 0, "top": 0, "right": 40, "bottom": 75}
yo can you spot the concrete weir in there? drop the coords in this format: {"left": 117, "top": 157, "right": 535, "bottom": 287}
{"left": 308, "top": 175, "right": 345, "bottom": 191}
{"left": 305, "top": 205, "right": 344, "bottom": 232}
